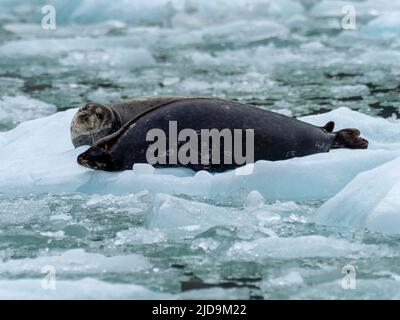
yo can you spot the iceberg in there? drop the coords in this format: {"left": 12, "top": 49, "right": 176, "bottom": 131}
{"left": 313, "top": 156, "right": 400, "bottom": 234}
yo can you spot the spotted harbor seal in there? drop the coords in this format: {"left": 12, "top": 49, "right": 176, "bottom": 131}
{"left": 77, "top": 97, "right": 368, "bottom": 172}
{"left": 70, "top": 96, "right": 203, "bottom": 147}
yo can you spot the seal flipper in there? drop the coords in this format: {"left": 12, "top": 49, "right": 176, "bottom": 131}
{"left": 331, "top": 128, "right": 368, "bottom": 149}
{"left": 322, "top": 121, "right": 335, "bottom": 133}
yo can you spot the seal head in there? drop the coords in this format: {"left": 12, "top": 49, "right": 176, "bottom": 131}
{"left": 70, "top": 102, "right": 121, "bottom": 147}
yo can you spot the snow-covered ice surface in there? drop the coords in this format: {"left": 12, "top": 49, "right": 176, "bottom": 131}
{"left": 1, "top": 0, "right": 400, "bottom": 299}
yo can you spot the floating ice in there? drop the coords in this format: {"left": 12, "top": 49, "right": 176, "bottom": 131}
{"left": 61, "top": 48, "right": 155, "bottom": 69}
{"left": 0, "top": 95, "right": 56, "bottom": 130}
{"left": 310, "top": 110, "right": 400, "bottom": 236}
{"left": 114, "top": 227, "right": 166, "bottom": 245}
{"left": 43, "top": 0, "right": 303, "bottom": 25}
{"left": 360, "top": 13, "right": 400, "bottom": 38}
{"left": 0, "top": 197, "right": 50, "bottom": 224}
{"left": 0, "top": 37, "right": 155, "bottom": 70}
{"left": 226, "top": 235, "right": 377, "bottom": 259}
{"left": 87, "top": 88, "right": 122, "bottom": 103}
{"left": 146, "top": 193, "right": 258, "bottom": 239}
{"left": 0, "top": 278, "right": 170, "bottom": 300}
{"left": 292, "top": 279, "right": 400, "bottom": 300}
{"left": 244, "top": 190, "right": 265, "bottom": 209}
{"left": 313, "top": 156, "right": 400, "bottom": 234}
{"left": 0, "top": 249, "right": 151, "bottom": 275}
{"left": 262, "top": 271, "right": 304, "bottom": 289}
{"left": 309, "top": 0, "right": 397, "bottom": 18}
{"left": 301, "top": 107, "right": 400, "bottom": 150}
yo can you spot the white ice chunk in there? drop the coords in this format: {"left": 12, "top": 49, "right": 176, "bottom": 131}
{"left": 0, "top": 278, "right": 169, "bottom": 300}
{"left": 146, "top": 193, "right": 257, "bottom": 239}
{"left": 245, "top": 190, "right": 265, "bottom": 208}
{"left": 313, "top": 156, "right": 400, "bottom": 234}
{"left": 0, "top": 95, "right": 56, "bottom": 128}
{"left": 226, "top": 235, "right": 378, "bottom": 259}
{"left": 45, "top": 0, "right": 303, "bottom": 24}
{"left": 300, "top": 107, "right": 400, "bottom": 150}
{"left": 114, "top": 227, "right": 166, "bottom": 245}
{"left": 262, "top": 271, "right": 304, "bottom": 289}
{"left": 360, "top": 12, "right": 400, "bottom": 38}
{"left": 0, "top": 249, "right": 151, "bottom": 275}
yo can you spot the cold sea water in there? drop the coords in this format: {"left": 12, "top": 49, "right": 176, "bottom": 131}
{"left": 1, "top": 0, "right": 400, "bottom": 299}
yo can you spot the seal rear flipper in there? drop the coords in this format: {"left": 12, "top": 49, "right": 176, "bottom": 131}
{"left": 322, "top": 121, "right": 335, "bottom": 132}
{"left": 331, "top": 128, "right": 368, "bottom": 149}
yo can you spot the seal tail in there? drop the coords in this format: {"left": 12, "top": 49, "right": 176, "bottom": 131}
{"left": 331, "top": 128, "right": 368, "bottom": 149}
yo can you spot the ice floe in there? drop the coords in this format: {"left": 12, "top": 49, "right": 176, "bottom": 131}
{"left": 0, "top": 278, "right": 169, "bottom": 300}
{"left": 0, "top": 249, "right": 151, "bottom": 275}
{"left": 313, "top": 156, "right": 400, "bottom": 234}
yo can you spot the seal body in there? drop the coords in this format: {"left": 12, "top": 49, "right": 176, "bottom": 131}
{"left": 70, "top": 96, "right": 202, "bottom": 147}
{"left": 77, "top": 98, "right": 368, "bottom": 172}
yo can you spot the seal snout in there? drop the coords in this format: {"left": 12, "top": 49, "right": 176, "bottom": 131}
{"left": 77, "top": 146, "right": 115, "bottom": 171}
{"left": 77, "top": 154, "right": 92, "bottom": 168}
{"left": 77, "top": 112, "right": 96, "bottom": 130}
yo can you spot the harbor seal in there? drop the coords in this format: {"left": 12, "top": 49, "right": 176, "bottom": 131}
{"left": 70, "top": 96, "right": 203, "bottom": 147}
{"left": 77, "top": 98, "right": 368, "bottom": 172}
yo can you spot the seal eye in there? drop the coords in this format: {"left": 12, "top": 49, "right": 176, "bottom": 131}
{"left": 81, "top": 103, "right": 92, "bottom": 111}
{"left": 96, "top": 113, "right": 103, "bottom": 120}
